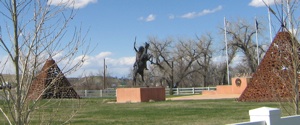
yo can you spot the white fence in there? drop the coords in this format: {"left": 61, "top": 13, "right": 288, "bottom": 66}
{"left": 76, "top": 88, "right": 116, "bottom": 98}
{"left": 166, "top": 87, "right": 216, "bottom": 95}
{"left": 228, "top": 107, "right": 300, "bottom": 125}
{"left": 76, "top": 87, "right": 216, "bottom": 98}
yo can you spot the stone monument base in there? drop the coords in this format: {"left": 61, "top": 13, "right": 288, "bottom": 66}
{"left": 116, "top": 87, "right": 165, "bottom": 103}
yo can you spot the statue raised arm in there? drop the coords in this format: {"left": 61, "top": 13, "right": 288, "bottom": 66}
{"left": 134, "top": 37, "right": 138, "bottom": 52}
{"left": 132, "top": 40, "right": 152, "bottom": 86}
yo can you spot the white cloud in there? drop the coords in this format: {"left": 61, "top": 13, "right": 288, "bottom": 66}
{"left": 69, "top": 52, "right": 136, "bottom": 77}
{"left": 48, "top": 0, "right": 97, "bottom": 9}
{"left": 249, "top": 0, "right": 279, "bottom": 7}
{"left": 139, "top": 14, "right": 156, "bottom": 22}
{"left": 181, "top": 5, "right": 222, "bottom": 19}
{"left": 0, "top": 51, "right": 136, "bottom": 78}
{"left": 53, "top": 51, "right": 135, "bottom": 77}
{"left": 146, "top": 14, "right": 156, "bottom": 22}
{"left": 181, "top": 12, "right": 197, "bottom": 19}
{"left": 96, "top": 52, "right": 112, "bottom": 59}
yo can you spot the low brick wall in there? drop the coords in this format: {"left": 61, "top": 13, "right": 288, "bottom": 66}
{"left": 202, "top": 77, "right": 250, "bottom": 95}
{"left": 116, "top": 87, "right": 165, "bottom": 103}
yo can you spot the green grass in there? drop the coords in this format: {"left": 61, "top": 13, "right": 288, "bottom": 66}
{"left": 0, "top": 98, "right": 293, "bottom": 125}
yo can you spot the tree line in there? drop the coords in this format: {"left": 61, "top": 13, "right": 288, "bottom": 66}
{"left": 131, "top": 18, "right": 268, "bottom": 89}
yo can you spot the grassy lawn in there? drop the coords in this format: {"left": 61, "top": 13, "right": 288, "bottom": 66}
{"left": 0, "top": 98, "right": 292, "bottom": 125}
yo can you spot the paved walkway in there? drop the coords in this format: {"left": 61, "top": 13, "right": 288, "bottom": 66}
{"left": 167, "top": 94, "right": 241, "bottom": 101}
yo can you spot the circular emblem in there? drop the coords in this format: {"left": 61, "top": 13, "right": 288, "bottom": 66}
{"left": 235, "top": 78, "right": 242, "bottom": 87}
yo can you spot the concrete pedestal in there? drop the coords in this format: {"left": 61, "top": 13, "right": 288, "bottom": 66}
{"left": 116, "top": 87, "right": 165, "bottom": 103}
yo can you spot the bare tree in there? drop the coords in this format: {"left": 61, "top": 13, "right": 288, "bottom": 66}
{"left": 286, "top": 1, "right": 300, "bottom": 115}
{"left": 194, "top": 33, "right": 213, "bottom": 87}
{"left": 0, "top": 0, "right": 89, "bottom": 124}
{"left": 225, "top": 19, "right": 266, "bottom": 73}
{"left": 175, "top": 39, "right": 200, "bottom": 87}
{"left": 76, "top": 73, "right": 103, "bottom": 90}
{"left": 148, "top": 37, "right": 174, "bottom": 91}
{"left": 149, "top": 37, "right": 200, "bottom": 94}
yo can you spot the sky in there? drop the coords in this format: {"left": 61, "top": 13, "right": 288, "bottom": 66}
{"left": 0, "top": 0, "right": 298, "bottom": 78}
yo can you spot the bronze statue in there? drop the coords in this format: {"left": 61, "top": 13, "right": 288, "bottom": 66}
{"left": 133, "top": 40, "right": 152, "bottom": 86}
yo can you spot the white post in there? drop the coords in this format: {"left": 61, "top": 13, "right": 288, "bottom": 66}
{"left": 85, "top": 90, "right": 87, "bottom": 97}
{"left": 176, "top": 88, "right": 179, "bottom": 95}
{"left": 192, "top": 87, "right": 195, "bottom": 94}
{"left": 100, "top": 90, "right": 103, "bottom": 97}
{"left": 249, "top": 107, "right": 281, "bottom": 125}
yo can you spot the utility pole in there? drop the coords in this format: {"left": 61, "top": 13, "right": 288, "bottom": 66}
{"left": 103, "top": 58, "right": 106, "bottom": 89}
{"left": 170, "top": 61, "right": 174, "bottom": 95}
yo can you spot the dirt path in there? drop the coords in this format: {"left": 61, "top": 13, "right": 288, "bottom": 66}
{"left": 167, "top": 94, "right": 240, "bottom": 101}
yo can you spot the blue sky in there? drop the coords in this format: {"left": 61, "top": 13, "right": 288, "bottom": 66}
{"left": 1, "top": 0, "right": 297, "bottom": 78}
{"left": 69, "top": 0, "right": 269, "bottom": 77}
{"left": 76, "top": 0, "right": 265, "bottom": 57}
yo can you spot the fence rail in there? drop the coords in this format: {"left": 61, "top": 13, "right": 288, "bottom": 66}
{"left": 76, "top": 87, "right": 216, "bottom": 98}
{"left": 166, "top": 87, "right": 216, "bottom": 95}
{"left": 76, "top": 88, "right": 116, "bottom": 98}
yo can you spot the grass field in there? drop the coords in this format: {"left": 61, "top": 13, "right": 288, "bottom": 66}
{"left": 0, "top": 97, "right": 292, "bottom": 125}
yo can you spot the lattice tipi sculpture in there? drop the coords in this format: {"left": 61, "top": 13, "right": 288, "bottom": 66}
{"left": 27, "top": 57, "right": 80, "bottom": 100}
{"left": 238, "top": 31, "right": 300, "bottom": 101}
